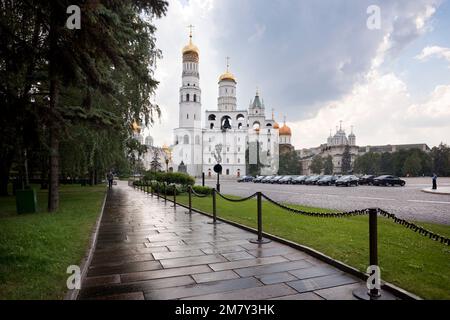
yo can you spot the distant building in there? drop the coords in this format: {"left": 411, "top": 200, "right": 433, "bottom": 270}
{"left": 297, "top": 123, "right": 430, "bottom": 175}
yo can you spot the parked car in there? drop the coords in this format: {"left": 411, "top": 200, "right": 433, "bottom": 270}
{"left": 269, "top": 176, "right": 284, "bottom": 184}
{"left": 237, "top": 175, "right": 254, "bottom": 183}
{"left": 253, "top": 176, "right": 265, "bottom": 183}
{"left": 261, "top": 176, "right": 275, "bottom": 183}
{"left": 335, "top": 175, "right": 359, "bottom": 187}
{"left": 292, "top": 175, "right": 308, "bottom": 185}
{"left": 317, "top": 175, "right": 338, "bottom": 186}
{"left": 279, "top": 176, "right": 295, "bottom": 184}
{"left": 373, "top": 175, "right": 406, "bottom": 187}
{"left": 359, "top": 175, "right": 376, "bottom": 185}
{"left": 304, "top": 175, "right": 323, "bottom": 185}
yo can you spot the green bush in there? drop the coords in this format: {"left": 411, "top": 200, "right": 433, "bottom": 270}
{"left": 144, "top": 172, "right": 195, "bottom": 186}
{"left": 192, "top": 185, "right": 212, "bottom": 195}
{"left": 149, "top": 182, "right": 181, "bottom": 195}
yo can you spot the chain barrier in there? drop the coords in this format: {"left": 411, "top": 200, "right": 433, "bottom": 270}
{"left": 378, "top": 209, "right": 450, "bottom": 245}
{"left": 216, "top": 191, "right": 258, "bottom": 203}
{"left": 188, "top": 186, "right": 210, "bottom": 198}
{"left": 261, "top": 193, "right": 369, "bottom": 218}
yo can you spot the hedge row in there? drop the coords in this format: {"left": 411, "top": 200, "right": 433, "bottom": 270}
{"left": 143, "top": 172, "right": 195, "bottom": 186}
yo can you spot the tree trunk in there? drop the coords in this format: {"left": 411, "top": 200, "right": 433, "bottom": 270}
{"left": 47, "top": 8, "right": 60, "bottom": 212}
{"left": 0, "top": 154, "right": 13, "bottom": 196}
{"left": 47, "top": 77, "right": 60, "bottom": 211}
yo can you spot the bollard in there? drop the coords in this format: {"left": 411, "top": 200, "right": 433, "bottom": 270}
{"left": 249, "top": 192, "right": 271, "bottom": 244}
{"left": 173, "top": 185, "right": 177, "bottom": 209}
{"left": 151, "top": 182, "right": 153, "bottom": 197}
{"left": 353, "top": 208, "right": 386, "bottom": 300}
{"left": 185, "top": 186, "right": 192, "bottom": 214}
{"left": 164, "top": 183, "right": 167, "bottom": 205}
{"left": 208, "top": 189, "right": 221, "bottom": 225}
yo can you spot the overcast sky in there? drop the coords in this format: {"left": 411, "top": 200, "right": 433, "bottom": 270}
{"left": 145, "top": 0, "right": 450, "bottom": 149}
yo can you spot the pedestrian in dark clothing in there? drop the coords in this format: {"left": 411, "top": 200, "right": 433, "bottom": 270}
{"left": 107, "top": 172, "right": 114, "bottom": 189}
{"left": 432, "top": 173, "right": 437, "bottom": 190}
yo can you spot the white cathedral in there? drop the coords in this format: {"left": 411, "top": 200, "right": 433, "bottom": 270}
{"left": 172, "top": 31, "right": 287, "bottom": 178}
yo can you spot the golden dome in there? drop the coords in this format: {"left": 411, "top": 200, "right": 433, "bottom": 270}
{"left": 182, "top": 40, "right": 199, "bottom": 56}
{"left": 219, "top": 71, "right": 236, "bottom": 82}
{"left": 279, "top": 123, "right": 292, "bottom": 136}
{"left": 162, "top": 144, "right": 169, "bottom": 150}
{"left": 273, "top": 122, "right": 280, "bottom": 129}
{"left": 131, "top": 120, "right": 141, "bottom": 133}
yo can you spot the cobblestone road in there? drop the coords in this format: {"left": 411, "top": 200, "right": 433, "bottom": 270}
{"left": 202, "top": 177, "right": 450, "bottom": 225}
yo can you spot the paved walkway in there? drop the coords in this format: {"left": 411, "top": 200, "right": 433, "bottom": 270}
{"left": 78, "top": 182, "right": 398, "bottom": 300}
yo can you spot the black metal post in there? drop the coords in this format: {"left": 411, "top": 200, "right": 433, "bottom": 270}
{"left": 164, "top": 183, "right": 167, "bottom": 205}
{"left": 202, "top": 172, "right": 205, "bottom": 187}
{"left": 173, "top": 185, "right": 177, "bottom": 209}
{"left": 216, "top": 173, "right": 220, "bottom": 193}
{"left": 368, "top": 208, "right": 380, "bottom": 297}
{"left": 353, "top": 208, "right": 385, "bottom": 300}
{"left": 185, "top": 186, "right": 192, "bottom": 214}
{"left": 250, "top": 192, "right": 270, "bottom": 244}
{"left": 156, "top": 183, "right": 159, "bottom": 199}
{"left": 208, "top": 189, "right": 221, "bottom": 225}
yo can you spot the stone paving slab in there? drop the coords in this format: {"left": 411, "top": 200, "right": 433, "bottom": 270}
{"left": 78, "top": 182, "right": 396, "bottom": 300}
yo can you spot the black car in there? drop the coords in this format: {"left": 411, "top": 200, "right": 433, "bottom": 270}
{"left": 237, "top": 175, "right": 254, "bottom": 183}
{"left": 269, "top": 176, "right": 284, "bottom": 184}
{"left": 261, "top": 176, "right": 275, "bottom": 183}
{"left": 304, "top": 175, "right": 322, "bottom": 185}
{"left": 292, "top": 176, "right": 308, "bottom": 184}
{"left": 279, "top": 176, "right": 295, "bottom": 184}
{"left": 253, "top": 176, "right": 265, "bottom": 183}
{"left": 373, "top": 175, "right": 406, "bottom": 187}
{"left": 335, "top": 175, "right": 359, "bottom": 187}
{"left": 359, "top": 175, "right": 376, "bottom": 185}
{"left": 317, "top": 175, "right": 338, "bottom": 186}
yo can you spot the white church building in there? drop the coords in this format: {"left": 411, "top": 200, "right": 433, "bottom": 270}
{"left": 172, "top": 31, "right": 282, "bottom": 178}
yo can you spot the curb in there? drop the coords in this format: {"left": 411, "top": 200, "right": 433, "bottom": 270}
{"left": 139, "top": 187, "right": 422, "bottom": 301}
{"left": 64, "top": 190, "right": 108, "bottom": 300}
{"left": 421, "top": 188, "right": 450, "bottom": 195}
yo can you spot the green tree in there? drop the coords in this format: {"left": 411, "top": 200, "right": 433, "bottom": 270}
{"left": 323, "top": 155, "right": 334, "bottom": 175}
{"left": 279, "top": 150, "right": 300, "bottom": 175}
{"left": 431, "top": 143, "right": 450, "bottom": 176}
{"left": 150, "top": 152, "right": 162, "bottom": 173}
{"left": 309, "top": 155, "right": 323, "bottom": 174}
{"left": 341, "top": 145, "right": 352, "bottom": 173}
{"left": 353, "top": 152, "right": 380, "bottom": 175}
{"left": 403, "top": 153, "right": 422, "bottom": 176}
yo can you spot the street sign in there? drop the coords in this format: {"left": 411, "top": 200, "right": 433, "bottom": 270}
{"left": 213, "top": 164, "right": 222, "bottom": 174}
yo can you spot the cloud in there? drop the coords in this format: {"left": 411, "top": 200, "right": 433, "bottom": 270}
{"left": 290, "top": 71, "right": 450, "bottom": 149}
{"left": 416, "top": 46, "right": 450, "bottom": 67}
{"left": 147, "top": 0, "right": 447, "bottom": 150}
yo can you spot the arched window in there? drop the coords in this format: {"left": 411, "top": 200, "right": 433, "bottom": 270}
{"left": 253, "top": 121, "right": 261, "bottom": 130}
{"left": 208, "top": 114, "right": 216, "bottom": 121}
{"left": 238, "top": 123, "right": 243, "bottom": 130}
{"left": 266, "top": 123, "right": 272, "bottom": 127}
{"left": 210, "top": 123, "right": 214, "bottom": 129}
{"left": 221, "top": 116, "right": 232, "bottom": 130}
{"left": 226, "top": 169, "right": 230, "bottom": 175}
{"left": 236, "top": 114, "right": 245, "bottom": 121}
{"left": 183, "top": 135, "right": 189, "bottom": 144}
{"left": 186, "top": 94, "right": 190, "bottom": 102}
{"left": 194, "top": 94, "right": 197, "bottom": 102}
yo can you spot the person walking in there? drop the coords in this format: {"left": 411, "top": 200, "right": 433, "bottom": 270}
{"left": 432, "top": 173, "right": 437, "bottom": 190}
{"left": 107, "top": 171, "right": 114, "bottom": 189}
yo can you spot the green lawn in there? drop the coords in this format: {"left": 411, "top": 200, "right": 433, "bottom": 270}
{"left": 0, "top": 184, "right": 106, "bottom": 299}
{"left": 176, "top": 193, "right": 450, "bottom": 300}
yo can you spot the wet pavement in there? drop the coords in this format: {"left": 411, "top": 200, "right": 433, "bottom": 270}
{"left": 78, "top": 182, "right": 399, "bottom": 300}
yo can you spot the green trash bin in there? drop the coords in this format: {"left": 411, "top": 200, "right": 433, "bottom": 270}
{"left": 16, "top": 189, "right": 37, "bottom": 214}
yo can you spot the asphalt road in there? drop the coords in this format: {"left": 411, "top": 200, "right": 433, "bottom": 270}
{"left": 200, "top": 177, "right": 450, "bottom": 225}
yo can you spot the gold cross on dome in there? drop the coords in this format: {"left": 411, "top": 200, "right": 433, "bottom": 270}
{"left": 187, "top": 24, "right": 194, "bottom": 39}
{"left": 226, "top": 56, "right": 230, "bottom": 71}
